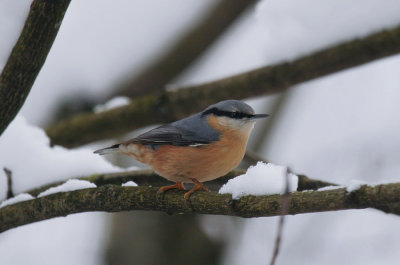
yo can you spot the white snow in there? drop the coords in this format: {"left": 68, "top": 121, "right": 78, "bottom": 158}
{"left": 93, "top": 96, "right": 131, "bottom": 113}
{"left": 219, "top": 162, "right": 298, "bottom": 199}
{"left": 317, "top": 185, "right": 344, "bottom": 191}
{"left": 121, "top": 181, "right": 138, "bottom": 187}
{"left": 346, "top": 180, "right": 366, "bottom": 192}
{"left": 0, "top": 212, "right": 109, "bottom": 265}
{"left": 346, "top": 180, "right": 375, "bottom": 192}
{"left": 0, "top": 116, "right": 121, "bottom": 200}
{"left": 0, "top": 193, "right": 34, "bottom": 208}
{"left": 38, "top": 179, "right": 97, "bottom": 197}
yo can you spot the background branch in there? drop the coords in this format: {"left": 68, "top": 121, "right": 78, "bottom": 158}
{"left": 114, "top": 0, "right": 256, "bottom": 99}
{"left": 46, "top": 25, "right": 400, "bottom": 147}
{"left": 1, "top": 182, "right": 400, "bottom": 233}
{"left": 52, "top": 0, "right": 256, "bottom": 122}
{"left": 0, "top": 0, "right": 71, "bottom": 136}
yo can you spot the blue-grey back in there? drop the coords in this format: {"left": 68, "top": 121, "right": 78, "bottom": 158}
{"left": 171, "top": 113, "right": 220, "bottom": 143}
{"left": 125, "top": 113, "right": 220, "bottom": 147}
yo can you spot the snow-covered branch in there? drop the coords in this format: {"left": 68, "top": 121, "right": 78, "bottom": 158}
{"left": 1, "top": 181, "right": 400, "bottom": 233}
{"left": 47, "top": 25, "right": 400, "bottom": 147}
{"left": 25, "top": 169, "right": 336, "bottom": 197}
{"left": 0, "top": 0, "right": 71, "bottom": 136}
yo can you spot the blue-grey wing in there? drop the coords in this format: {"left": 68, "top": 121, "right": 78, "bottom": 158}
{"left": 124, "top": 113, "right": 220, "bottom": 146}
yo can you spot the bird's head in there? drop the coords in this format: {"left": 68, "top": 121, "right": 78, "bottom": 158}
{"left": 201, "top": 100, "right": 269, "bottom": 133}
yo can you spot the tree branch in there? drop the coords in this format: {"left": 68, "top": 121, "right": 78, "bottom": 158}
{"left": 47, "top": 25, "right": 400, "bottom": 147}
{"left": 1, "top": 182, "right": 400, "bottom": 233}
{"left": 25, "top": 168, "right": 336, "bottom": 197}
{"left": 52, "top": 0, "right": 256, "bottom": 122}
{"left": 0, "top": 0, "right": 71, "bottom": 136}
{"left": 115, "top": 0, "right": 256, "bottom": 98}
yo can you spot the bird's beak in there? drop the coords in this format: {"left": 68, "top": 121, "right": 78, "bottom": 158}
{"left": 250, "top": 114, "right": 269, "bottom": 120}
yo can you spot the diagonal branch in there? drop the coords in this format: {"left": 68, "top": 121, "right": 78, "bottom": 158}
{"left": 0, "top": 0, "right": 71, "bottom": 136}
{"left": 1, "top": 182, "right": 400, "bottom": 233}
{"left": 115, "top": 0, "right": 256, "bottom": 98}
{"left": 47, "top": 25, "right": 400, "bottom": 147}
{"left": 51, "top": 0, "right": 257, "bottom": 122}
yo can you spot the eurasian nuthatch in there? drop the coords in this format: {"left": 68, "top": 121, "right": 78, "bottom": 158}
{"left": 94, "top": 100, "right": 269, "bottom": 199}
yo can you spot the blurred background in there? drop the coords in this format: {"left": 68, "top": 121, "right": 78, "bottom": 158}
{"left": 1, "top": 0, "right": 400, "bottom": 264}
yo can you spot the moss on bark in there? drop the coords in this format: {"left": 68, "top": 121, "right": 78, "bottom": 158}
{"left": 2, "top": 183, "right": 400, "bottom": 233}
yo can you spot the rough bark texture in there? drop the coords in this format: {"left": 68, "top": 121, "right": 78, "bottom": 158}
{"left": 47, "top": 25, "right": 400, "bottom": 147}
{"left": 115, "top": 0, "right": 256, "bottom": 98}
{"left": 0, "top": 0, "right": 71, "bottom": 136}
{"left": 1, "top": 183, "right": 400, "bottom": 233}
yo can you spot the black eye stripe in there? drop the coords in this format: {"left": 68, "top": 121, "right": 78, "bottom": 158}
{"left": 202, "top": 107, "right": 253, "bottom": 119}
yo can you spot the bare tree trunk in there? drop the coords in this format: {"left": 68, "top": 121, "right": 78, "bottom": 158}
{"left": 106, "top": 212, "right": 222, "bottom": 265}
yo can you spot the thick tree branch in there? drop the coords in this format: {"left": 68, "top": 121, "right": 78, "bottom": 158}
{"left": 1, "top": 182, "right": 400, "bottom": 233}
{"left": 47, "top": 25, "right": 400, "bottom": 147}
{"left": 25, "top": 169, "right": 336, "bottom": 197}
{"left": 0, "top": 0, "right": 71, "bottom": 136}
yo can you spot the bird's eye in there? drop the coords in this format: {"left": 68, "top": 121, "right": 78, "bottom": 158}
{"left": 230, "top": 112, "right": 243, "bottom": 118}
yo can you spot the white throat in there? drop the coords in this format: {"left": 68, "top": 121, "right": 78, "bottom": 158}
{"left": 216, "top": 116, "right": 256, "bottom": 134}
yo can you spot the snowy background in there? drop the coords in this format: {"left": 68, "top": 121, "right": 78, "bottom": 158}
{"left": 1, "top": 0, "right": 400, "bottom": 264}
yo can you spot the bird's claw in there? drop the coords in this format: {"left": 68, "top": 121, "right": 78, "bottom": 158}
{"left": 156, "top": 182, "right": 186, "bottom": 202}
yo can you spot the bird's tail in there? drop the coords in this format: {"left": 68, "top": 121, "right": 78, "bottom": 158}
{"left": 93, "top": 144, "right": 120, "bottom": 155}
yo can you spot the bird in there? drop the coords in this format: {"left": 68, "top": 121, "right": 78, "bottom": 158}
{"left": 94, "top": 100, "right": 269, "bottom": 200}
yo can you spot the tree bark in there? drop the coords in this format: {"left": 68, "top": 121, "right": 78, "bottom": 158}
{"left": 1, "top": 182, "right": 400, "bottom": 233}
{"left": 46, "top": 25, "right": 400, "bottom": 147}
{"left": 0, "top": 0, "right": 71, "bottom": 136}
{"left": 25, "top": 169, "right": 336, "bottom": 197}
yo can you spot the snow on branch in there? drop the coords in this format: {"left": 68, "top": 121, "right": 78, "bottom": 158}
{"left": 25, "top": 168, "right": 336, "bottom": 197}
{"left": 0, "top": 0, "right": 71, "bottom": 136}
{"left": 47, "top": 25, "right": 400, "bottom": 147}
{"left": 1, "top": 181, "right": 400, "bottom": 233}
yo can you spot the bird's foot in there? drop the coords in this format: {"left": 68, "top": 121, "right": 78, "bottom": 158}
{"left": 184, "top": 178, "right": 210, "bottom": 202}
{"left": 156, "top": 182, "right": 185, "bottom": 201}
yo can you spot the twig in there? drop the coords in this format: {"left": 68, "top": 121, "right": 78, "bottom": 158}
{"left": 269, "top": 167, "right": 292, "bottom": 265}
{"left": 0, "top": 0, "right": 71, "bottom": 136}
{"left": 3, "top": 168, "right": 14, "bottom": 199}
{"left": 47, "top": 25, "right": 400, "bottom": 147}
